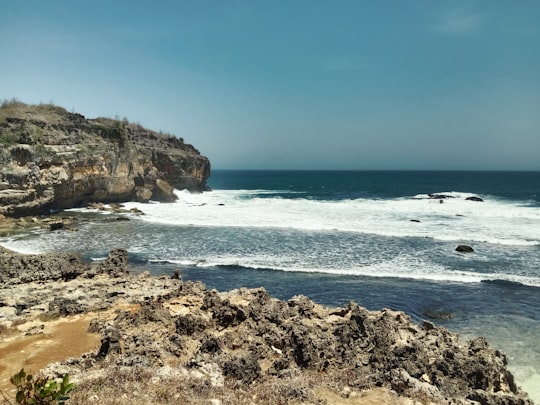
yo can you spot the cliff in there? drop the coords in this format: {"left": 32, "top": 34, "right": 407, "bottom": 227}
{"left": 0, "top": 248, "right": 534, "bottom": 404}
{"left": 0, "top": 101, "right": 210, "bottom": 217}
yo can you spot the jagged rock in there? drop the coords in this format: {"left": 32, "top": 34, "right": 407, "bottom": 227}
{"left": 221, "top": 353, "right": 261, "bottom": 384}
{"left": 0, "top": 102, "right": 210, "bottom": 217}
{"left": 176, "top": 314, "right": 210, "bottom": 336}
{"left": 87, "top": 318, "right": 105, "bottom": 334}
{"left": 98, "top": 327, "right": 123, "bottom": 358}
{"left": 96, "top": 249, "right": 129, "bottom": 277}
{"left": 210, "top": 299, "right": 248, "bottom": 329}
{"left": 198, "top": 336, "right": 222, "bottom": 355}
{"left": 133, "top": 300, "right": 172, "bottom": 325}
{"left": 152, "top": 179, "right": 176, "bottom": 202}
{"left": 48, "top": 297, "right": 88, "bottom": 316}
{"left": 0, "top": 247, "right": 88, "bottom": 285}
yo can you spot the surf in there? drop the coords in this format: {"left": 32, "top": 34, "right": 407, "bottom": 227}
{"left": 121, "top": 188, "right": 540, "bottom": 247}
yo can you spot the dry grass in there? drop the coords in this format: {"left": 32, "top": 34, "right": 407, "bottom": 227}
{"left": 9, "top": 318, "right": 27, "bottom": 328}
{"left": 67, "top": 367, "right": 331, "bottom": 405}
{"left": 66, "top": 366, "right": 434, "bottom": 405}
{"left": 0, "top": 99, "right": 71, "bottom": 125}
{"left": 37, "top": 313, "right": 61, "bottom": 323}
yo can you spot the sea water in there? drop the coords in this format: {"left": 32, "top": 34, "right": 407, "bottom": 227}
{"left": 1, "top": 170, "right": 539, "bottom": 400}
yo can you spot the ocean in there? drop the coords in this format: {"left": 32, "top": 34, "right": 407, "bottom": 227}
{"left": 1, "top": 170, "right": 539, "bottom": 400}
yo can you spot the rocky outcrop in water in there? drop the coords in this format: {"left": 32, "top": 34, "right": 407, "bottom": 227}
{"left": 466, "top": 196, "right": 484, "bottom": 202}
{"left": 456, "top": 245, "right": 475, "bottom": 253}
{"left": 0, "top": 101, "right": 210, "bottom": 216}
{"left": 0, "top": 248, "right": 533, "bottom": 404}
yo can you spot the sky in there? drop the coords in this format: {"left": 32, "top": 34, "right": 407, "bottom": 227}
{"left": 1, "top": 1, "right": 539, "bottom": 171}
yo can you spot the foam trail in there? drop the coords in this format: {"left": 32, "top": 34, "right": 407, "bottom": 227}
{"left": 122, "top": 189, "right": 540, "bottom": 247}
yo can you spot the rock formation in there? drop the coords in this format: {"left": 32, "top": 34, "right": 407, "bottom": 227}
{"left": 0, "top": 101, "right": 210, "bottom": 216}
{"left": 0, "top": 247, "right": 534, "bottom": 404}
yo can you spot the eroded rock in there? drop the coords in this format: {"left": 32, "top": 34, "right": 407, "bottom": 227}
{"left": 0, "top": 102, "right": 210, "bottom": 217}
{"left": 0, "top": 247, "right": 534, "bottom": 404}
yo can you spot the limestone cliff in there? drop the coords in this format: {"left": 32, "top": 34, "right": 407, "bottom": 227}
{"left": 0, "top": 101, "right": 210, "bottom": 216}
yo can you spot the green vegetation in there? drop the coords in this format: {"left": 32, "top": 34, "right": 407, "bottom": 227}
{"left": 3, "top": 369, "right": 74, "bottom": 405}
{"left": 64, "top": 366, "right": 325, "bottom": 405}
{"left": 85, "top": 121, "right": 128, "bottom": 146}
{"left": 113, "top": 119, "right": 128, "bottom": 146}
{"left": 0, "top": 131, "right": 19, "bottom": 146}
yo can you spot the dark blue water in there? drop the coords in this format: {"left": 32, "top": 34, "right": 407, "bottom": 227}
{"left": 208, "top": 170, "right": 540, "bottom": 204}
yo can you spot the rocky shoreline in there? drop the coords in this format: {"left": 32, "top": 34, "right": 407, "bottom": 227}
{"left": 0, "top": 246, "right": 534, "bottom": 404}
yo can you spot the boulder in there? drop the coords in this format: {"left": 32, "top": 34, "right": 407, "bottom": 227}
{"left": 456, "top": 245, "right": 474, "bottom": 253}
{"left": 49, "top": 222, "right": 64, "bottom": 231}
{"left": 98, "top": 327, "right": 124, "bottom": 358}
{"left": 428, "top": 194, "right": 454, "bottom": 200}
{"left": 96, "top": 248, "right": 129, "bottom": 277}
{"left": 48, "top": 297, "right": 88, "bottom": 316}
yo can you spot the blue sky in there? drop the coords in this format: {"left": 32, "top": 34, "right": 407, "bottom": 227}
{"left": 1, "top": 1, "right": 539, "bottom": 170}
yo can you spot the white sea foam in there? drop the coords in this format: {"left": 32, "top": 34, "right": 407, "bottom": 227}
{"left": 163, "top": 253, "right": 540, "bottom": 286}
{"left": 122, "top": 189, "right": 540, "bottom": 247}
{"left": 2, "top": 188, "right": 539, "bottom": 286}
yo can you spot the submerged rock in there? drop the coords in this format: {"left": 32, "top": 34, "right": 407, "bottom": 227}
{"left": 466, "top": 196, "right": 484, "bottom": 202}
{"left": 428, "top": 193, "right": 454, "bottom": 200}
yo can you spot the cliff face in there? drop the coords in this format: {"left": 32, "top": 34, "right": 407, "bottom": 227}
{"left": 0, "top": 102, "right": 210, "bottom": 216}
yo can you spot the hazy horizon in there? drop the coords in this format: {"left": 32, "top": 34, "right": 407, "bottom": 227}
{"left": 1, "top": 1, "right": 539, "bottom": 171}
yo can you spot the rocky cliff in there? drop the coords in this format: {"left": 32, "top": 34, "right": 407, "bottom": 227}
{"left": 0, "top": 101, "right": 210, "bottom": 217}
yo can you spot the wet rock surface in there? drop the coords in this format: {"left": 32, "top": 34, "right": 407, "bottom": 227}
{"left": 456, "top": 245, "right": 475, "bottom": 253}
{"left": 0, "top": 248, "right": 534, "bottom": 404}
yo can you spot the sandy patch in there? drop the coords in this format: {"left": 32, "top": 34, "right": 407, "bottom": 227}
{"left": 0, "top": 314, "right": 101, "bottom": 394}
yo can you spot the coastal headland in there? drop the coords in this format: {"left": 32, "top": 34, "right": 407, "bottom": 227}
{"left": 0, "top": 246, "right": 534, "bottom": 404}
{"left": 0, "top": 100, "right": 210, "bottom": 217}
